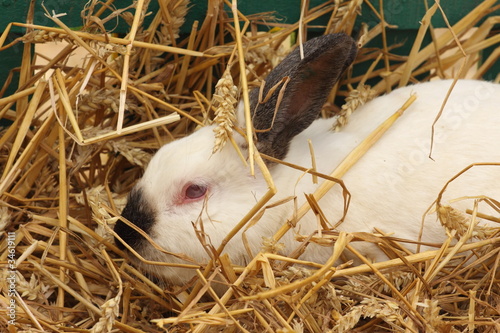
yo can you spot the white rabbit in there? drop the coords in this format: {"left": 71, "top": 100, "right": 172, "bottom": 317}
{"left": 114, "top": 33, "right": 500, "bottom": 290}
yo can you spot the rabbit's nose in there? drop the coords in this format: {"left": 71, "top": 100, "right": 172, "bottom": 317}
{"left": 114, "top": 188, "right": 155, "bottom": 250}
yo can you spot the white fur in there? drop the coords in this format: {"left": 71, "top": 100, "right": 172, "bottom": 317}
{"left": 134, "top": 79, "right": 500, "bottom": 286}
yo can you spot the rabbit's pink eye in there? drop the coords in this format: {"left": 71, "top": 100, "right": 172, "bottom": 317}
{"left": 185, "top": 184, "right": 207, "bottom": 199}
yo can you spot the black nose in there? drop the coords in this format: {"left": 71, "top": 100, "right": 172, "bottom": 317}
{"left": 114, "top": 188, "right": 155, "bottom": 250}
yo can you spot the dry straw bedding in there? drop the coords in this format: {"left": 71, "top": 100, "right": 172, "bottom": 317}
{"left": 0, "top": 0, "right": 499, "bottom": 332}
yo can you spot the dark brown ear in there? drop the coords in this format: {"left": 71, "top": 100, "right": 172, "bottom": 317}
{"left": 248, "top": 33, "right": 357, "bottom": 160}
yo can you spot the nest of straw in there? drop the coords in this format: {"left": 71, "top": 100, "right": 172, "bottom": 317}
{"left": 1, "top": 0, "right": 499, "bottom": 332}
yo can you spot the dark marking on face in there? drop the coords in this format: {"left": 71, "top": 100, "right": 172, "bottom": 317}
{"left": 114, "top": 188, "right": 155, "bottom": 250}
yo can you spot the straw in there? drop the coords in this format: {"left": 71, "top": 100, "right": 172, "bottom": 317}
{"left": 0, "top": 0, "right": 499, "bottom": 332}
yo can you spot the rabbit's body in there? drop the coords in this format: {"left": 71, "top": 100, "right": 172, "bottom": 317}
{"left": 114, "top": 34, "right": 500, "bottom": 289}
{"left": 286, "top": 79, "right": 500, "bottom": 263}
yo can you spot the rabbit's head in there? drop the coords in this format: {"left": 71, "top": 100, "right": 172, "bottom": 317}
{"left": 114, "top": 33, "right": 357, "bottom": 286}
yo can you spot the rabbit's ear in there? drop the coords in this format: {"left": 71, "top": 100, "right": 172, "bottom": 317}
{"left": 248, "top": 33, "right": 357, "bottom": 160}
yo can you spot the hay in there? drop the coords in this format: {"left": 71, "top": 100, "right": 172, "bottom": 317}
{"left": 1, "top": 0, "right": 499, "bottom": 332}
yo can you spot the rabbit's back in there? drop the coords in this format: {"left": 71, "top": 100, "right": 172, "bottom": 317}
{"left": 283, "top": 79, "right": 500, "bottom": 262}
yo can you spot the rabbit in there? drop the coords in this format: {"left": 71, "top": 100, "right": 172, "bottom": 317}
{"left": 114, "top": 33, "right": 500, "bottom": 291}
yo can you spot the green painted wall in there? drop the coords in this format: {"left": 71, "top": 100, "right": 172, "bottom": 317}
{"left": 1, "top": 0, "right": 498, "bottom": 97}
